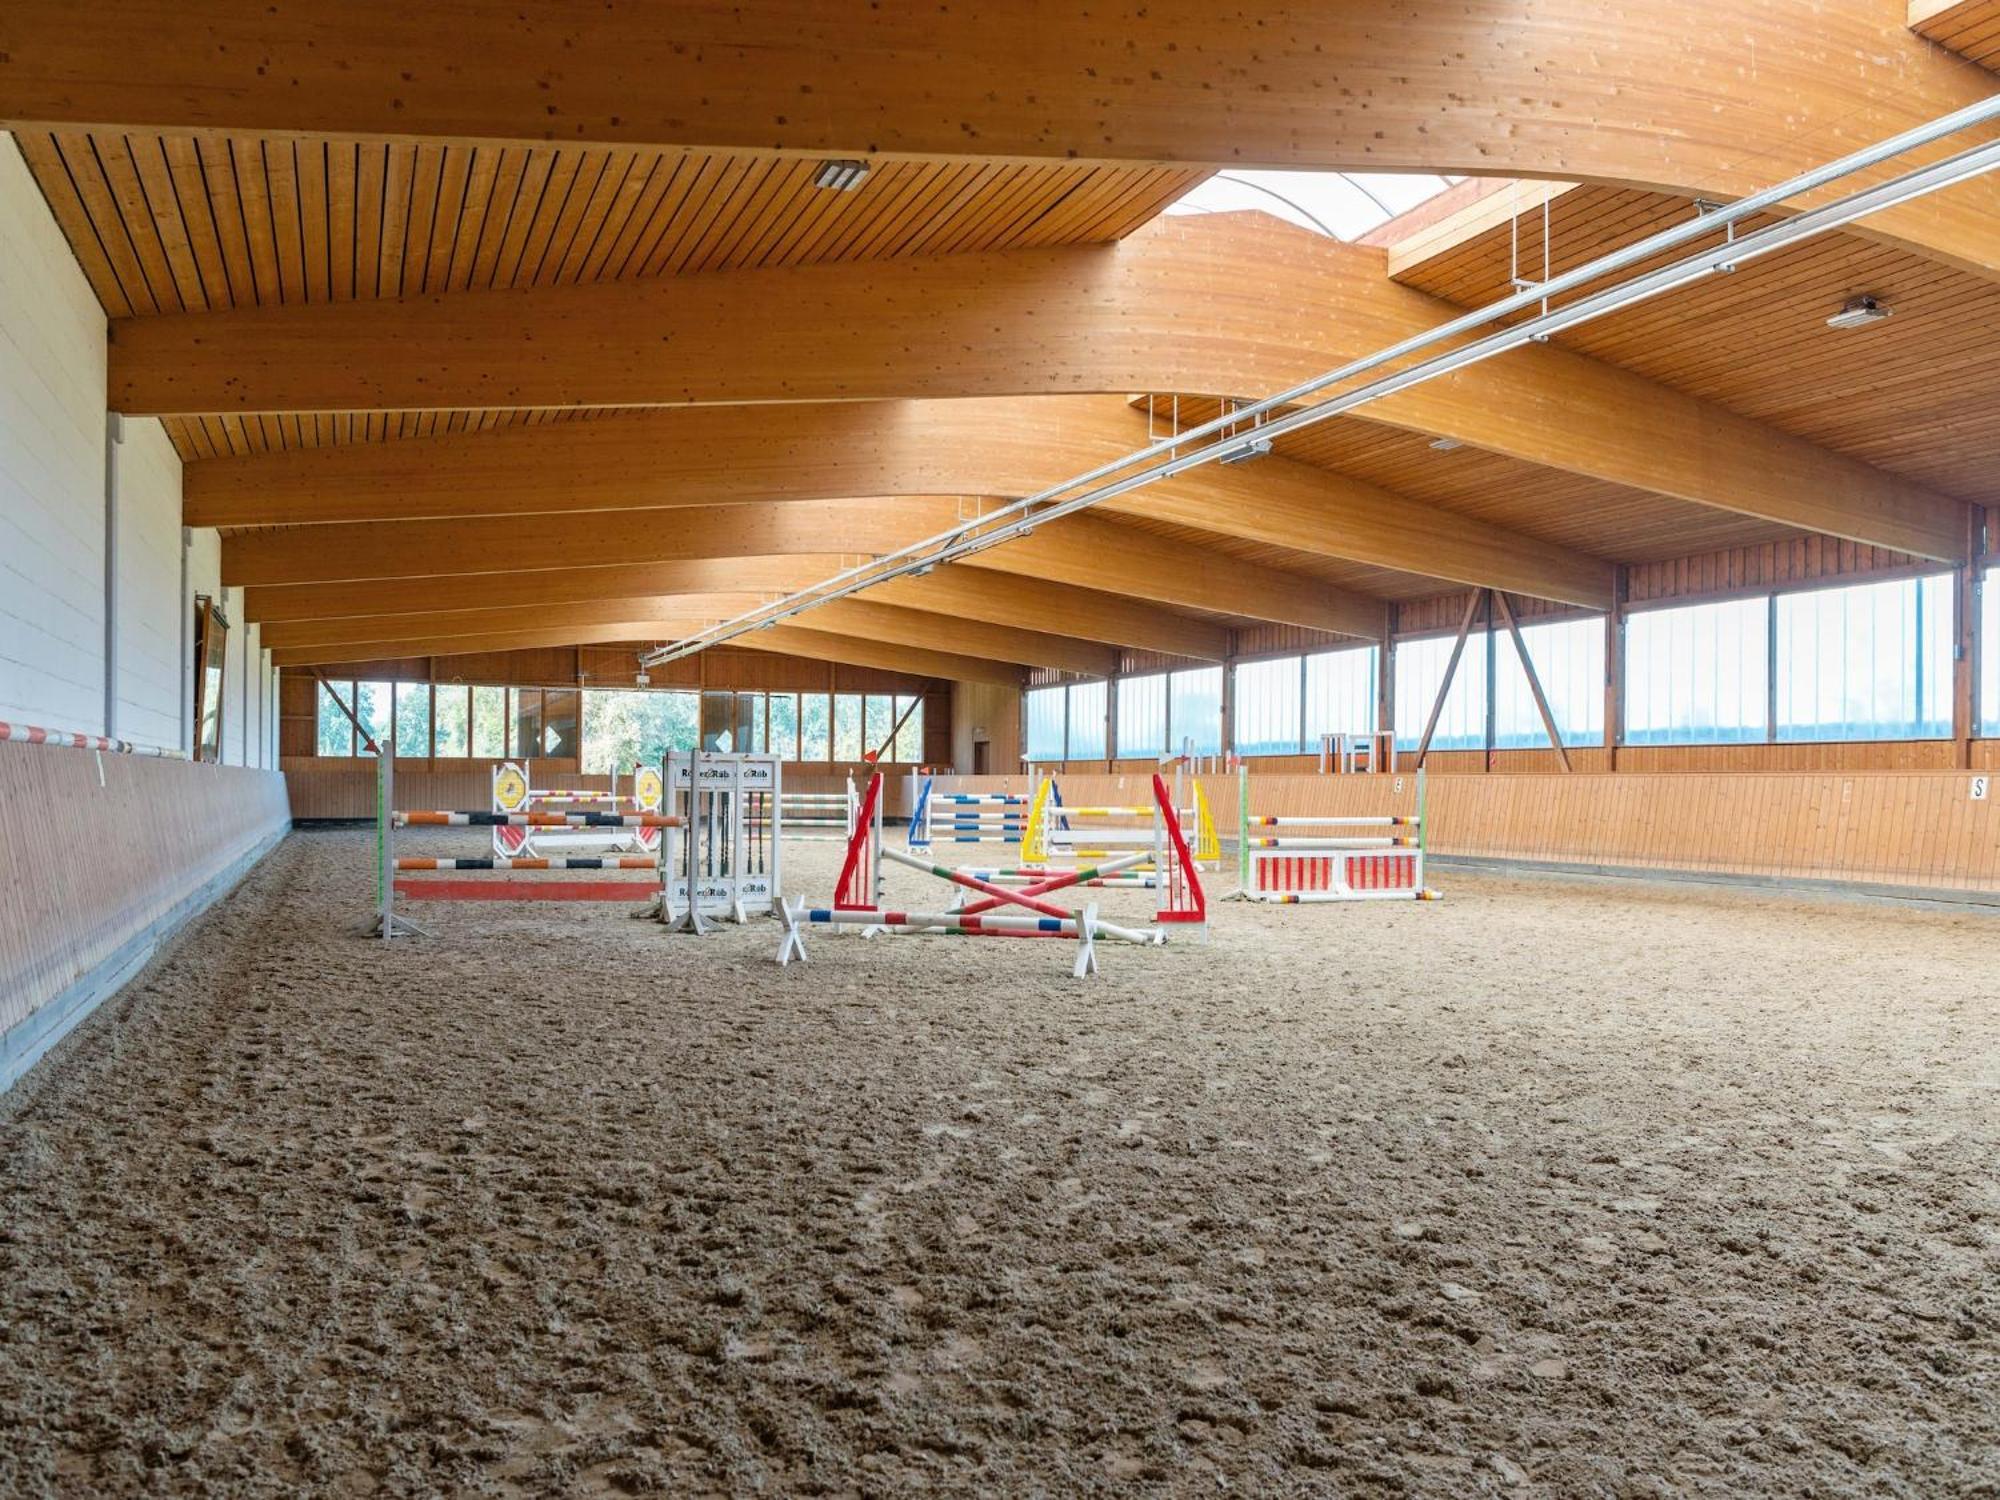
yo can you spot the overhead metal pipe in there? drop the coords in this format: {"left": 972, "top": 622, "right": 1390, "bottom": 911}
{"left": 643, "top": 97, "right": 2000, "bottom": 668}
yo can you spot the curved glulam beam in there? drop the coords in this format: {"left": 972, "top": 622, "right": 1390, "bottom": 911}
{"left": 270, "top": 620, "right": 1028, "bottom": 686}
{"left": 262, "top": 594, "right": 1120, "bottom": 675}
{"left": 145, "top": 215, "right": 1971, "bottom": 560}
{"left": 223, "top": 495, "right": 1384, "bottom": 637}
{"left": 186, "top": 395, "right": 1615, "bottom": 609}
{"left": 4, "top": 0, "right": 1995, "bottom": 273}
{"left": 241, "top": 560, "right": 1228, "bottom": 661}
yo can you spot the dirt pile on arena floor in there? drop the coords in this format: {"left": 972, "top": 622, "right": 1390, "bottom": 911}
{"left": 1, "top": 829, "right": 1994, "bottom": 1496}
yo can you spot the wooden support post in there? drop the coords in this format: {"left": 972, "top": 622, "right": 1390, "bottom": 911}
{"left": 1605, "top": 566, "right": 1626, "bottom": 773}
{"left": 1953, "top": 508, "right": 1980, "bottom": 769}
{"left": 1415, "top": 590, "right": 1484, "bottom": 768}
{"left": 1377, "top": 600, "right": 1394, "bottom": 765}
{"left": 1483, "top": 590, "right": 1497, "bottom": 775}
{"left": 1493, "top": 591, "right": 1572, "bottom": 773}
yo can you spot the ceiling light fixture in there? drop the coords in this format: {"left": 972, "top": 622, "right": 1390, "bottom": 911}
{"left": 1217, "top": 437, "right": 1273, "bottom": 465}
{"left": 1428, "top": 437, "right": 1464, "bottom": 452}
{"left": 1826, "top": 294, "right": 1892, "bottom": 329}
{"left": 813, "top": 159, "right": 871, "bottom": 192}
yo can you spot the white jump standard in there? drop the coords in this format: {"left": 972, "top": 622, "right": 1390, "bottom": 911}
{"left": 657, "top": 751, "right": 782, "bottom": 925}
{"left": 1235, "top": 766, "right": 1441, "bottom": 902}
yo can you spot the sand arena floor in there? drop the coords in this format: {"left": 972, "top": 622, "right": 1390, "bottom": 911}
{"left": 0, "top": 828, "right": 1995, "bottom": 1497}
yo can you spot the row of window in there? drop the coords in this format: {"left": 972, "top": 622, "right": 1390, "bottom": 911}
{"left": 1032, "top": 666, "right": 1224, "bottom": 762}
{"left": 1028, "top": 569, "right": 1996, "bottom": 759}
{"left": 315, "top": 685, "right": 925, "bottom": 767}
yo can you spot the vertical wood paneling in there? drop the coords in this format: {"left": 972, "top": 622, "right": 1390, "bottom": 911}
{"left": 0, "top": 745, "right": 291, "bottom": 1040}
{"left": 936, "top": 769, "right": 2000, "bottom": 895}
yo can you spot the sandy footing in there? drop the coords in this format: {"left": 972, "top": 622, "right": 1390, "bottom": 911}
{"left": 1, "top": 828, "right": 1994, "bottom": 1496}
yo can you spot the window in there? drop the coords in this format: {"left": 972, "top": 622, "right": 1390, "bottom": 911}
{"left": 1066, "top": 681, "right": 1108, "bottom": 760}
{"left": 316, "top": 680, "right": 358, "bottom": 755}
{"left": 1775, "top": 573, "right": 1953, "bottom": 741}
{"left": 192, "top": 595, "right": 228, "bottom": 762}
{"left": 1026, "top": 685, "right": 1066, "bottom": 761}
{"left": 394, "top": 682, "right": 432, "bottom": 758}
{"left": 863, "top": 695, "right": 896, "bottom": 759}
{"left": 1494, "top": 616, "right": 1605, "bottom": 749}
{"left": 799, "top": 693, "right": 831, "bottom": 761}
{"left": 833, "top": 694, "right": 864, "bottom": 760}
{"left": 738, "top": 692, "right": 767, "bottom": 753}
{"left": 471, "top": 686, "right": 507, "bottom": 757}
{"left": 582, "top": 688, "right": 699, "bottom": 772}
{"left": 1303, "top": 646, "right": 1378, "bottom": 744}
{"left": 1169, "top": 666, "right": 1223, "bottom": 757}
{"left": 768, "top": 693, "right": 800, "bottom": 760}
{"left": 355, "top": 681, "right": 393, "bottom": 758}
{"left": 542, "top": 690, "right": 580, "bottom": 758}
{"left": 1117, "top": 674, "right": 1167, "bottom": 760}
{"left": 1983, "top": 568, "right": 1999, "bottom": 735}
{"left": 512, "top": 689, "right": 543, "bottom": 759}
{"left": 1393, "top": 633, "right": 1486, "bottom": 750}
{"left": 892, "top": 695, "right": 925, "bottom": 763}
{"left": 433, "top": 685, "right": 470, "bottom": 757}
{"left": 1233, "top": 656, "right": 1303, "bottom": 755}
{"left": 1624, "top": 597, "right": 1768, "bottom": 745}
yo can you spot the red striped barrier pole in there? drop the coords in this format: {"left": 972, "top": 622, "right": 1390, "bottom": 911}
{"left": 0, "top": 720, "right": 187, "bottom": 759}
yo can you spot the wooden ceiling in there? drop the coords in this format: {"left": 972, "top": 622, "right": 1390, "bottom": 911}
{"left": 1912, "top": 0, "right": 2000, "bottom": 69}
{"left": 5, "top": 0, "right": 1995, "bottom": 681}
{"left": 19, "top": 130, "right": 1201, "bottom": 461}
{"left": 1391, "top": 183, "right": 2000, "bottom": 504}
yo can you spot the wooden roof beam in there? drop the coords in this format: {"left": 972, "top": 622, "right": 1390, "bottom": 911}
{"left": 223, "top": 495, "right": 1385, "bottom": 637}
{"left": 6, "top": 0, "right": 1995, "bottom": 274}
{"left": 239, "top": 557, "right": 1227, "bottom": 662}
{"left": 264, "top": 594, "right": 1117, "bottom": 675}
{"left": 242, "top": 557, "right": 847, "bottom": 624}
{"left": 154, "top": 215, "right": 1972, "bottom": 560}
{"left": 868, "top": 571, "right": 1229, "bottom": 662}
{"left": 186, "top": 394, "right": 1615, "bottom": 609}
{"left": 271, "top": 620, "right": 1028, "bottom": 686}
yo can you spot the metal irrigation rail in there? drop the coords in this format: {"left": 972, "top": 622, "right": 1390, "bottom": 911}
{"left": 641, "top": 97, "right": 2000, "bottom": 670}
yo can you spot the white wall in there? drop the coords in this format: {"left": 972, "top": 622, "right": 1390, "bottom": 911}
{"left": 112, "top": 418, "right": 185, "bottom": 747}
{"left": 0, "top": 135, "right": 110, "bottom": 733}
{"left": 0, "top": 132, "right": 275, "bottom": 765}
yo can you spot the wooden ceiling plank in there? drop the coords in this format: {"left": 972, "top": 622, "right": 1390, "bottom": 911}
{"left": 485, "top": 146, "right": 555, "bottom": 288}
{"left": 92, "top": 134, "right": 183, "bottom": 312}
{"left": 294, "top": 137, "right": 334, "bottom": 304}
{"left": 440, "top": 144, "right": 500, "bottom": 291}
{"left": 324, "top": 139, "right": 358, "bottom": 303}
{"left": 578, "top": 151, "right": 670, "bottom": 283}
{"left": 351, "top": 141, "right": 387, "bottom": 300}
{"left": 13, "top": 133, "right": 137, "bottom": 317}
{"left": 153, "top": 135, "right": 231, "bottom": 311}
{"left": 262, "top": 139, "right": 310, "bottom": 305}
{"left": 545, "top": 148, "right": 625, "bottom": 284}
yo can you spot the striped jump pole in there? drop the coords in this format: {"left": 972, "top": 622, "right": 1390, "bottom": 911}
{"left": 393, "top": 856, "right": 659, "bottom": 870}
{"left": 881, "top": 846, "right": 1157, "bottom": 945}
{"left": 396, "top": 810, "right": 681, "bottom": 828}
{"left": 779, "top": 900, "right": 1109, "bottom": 977}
